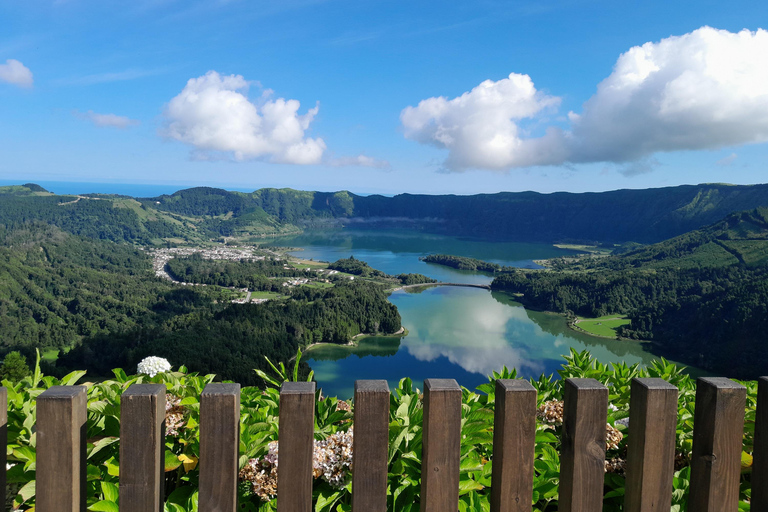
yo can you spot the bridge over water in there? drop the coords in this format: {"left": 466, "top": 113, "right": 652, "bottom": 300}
{"left": 396, "top": 282, "right": 491, "bottom": 291}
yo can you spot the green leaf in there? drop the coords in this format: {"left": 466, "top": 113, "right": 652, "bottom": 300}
{"left": 17, "top": 479, "right": 36, "bottom": 503}
{"left": 458, "top": 479, "right": 484, "bottom": 495}
{"left": 60, "top": 370, "right": 87, "bottom": 386}
{"left": 101, "top": 481, "right": 119, "bottom": 502}
{"left": 165, "top": 451, "right": 183, "bottom": 472}
{"left": 89, "top": 501, "right": 119, "bottom": 512}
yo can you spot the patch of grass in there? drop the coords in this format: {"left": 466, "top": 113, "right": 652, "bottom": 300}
{"left": 302, "top": 281, "right": 334, "bottom": 289}
{"left": 250, "top": 291, "right": 280, "bottom": 299}
{"left": 41, "top": 349, "right": 59, "bottom": 362}
{"left": 575, "top": 315, "right": 630, "bottom": 338}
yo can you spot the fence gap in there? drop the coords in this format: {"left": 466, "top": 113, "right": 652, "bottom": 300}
{"left": 490, "top": 379, "right": 536, "bottom": 512}
{"left": 199, "top": 383, "right": 240, "bottom": 512}
{"left": 352, "top": 380, "right": 390, "bottom": 512}
{"left": 559, "top": 378, "right": 608, "bottom": 512}
{"left": 120, "top": 384, "right": 166, "bottom": 512}
{"left": 277, "top": 382, "right": 316, "bottom": 512}
{"left": 689, "top": 377, "right": 746, "bottom": 512}
{"left": 36, "top": 385, "right": 87, "bottom": 512}
{"left": 421, "top": 378, "right": 461, "bottom": 512}
{"left": 624, "top": 378, "right": 678, "bottom": 512}
{"left": 753, "top": 377, "right": 768, "bottom": 509}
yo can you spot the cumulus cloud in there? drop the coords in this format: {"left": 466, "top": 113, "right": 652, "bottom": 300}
{"left": 0, "top": 59, "right": 33, "bottom": 88}
{"left": 162, "top": 71, "right": 326, "bottom": 164}
{"left": 401, "top": 73, "right": 563, "bottom": 171}
{"left": 75, "top": 110, "right": 140, "bottom": 129}
{"left": 402, "top": 26, "right": 768, "bottom": 172}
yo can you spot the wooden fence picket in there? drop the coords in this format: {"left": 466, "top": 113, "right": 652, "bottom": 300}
{"left": 559, "top": 378, "right": 608, "bottom": 512}
{"left": 199, "top": 383, "right": 241, "bottom": 512}
{"left": 490, "top": 379, "right": 536, "bottom": 512}
{"left": 421, "top": 378, "right": 462, "bottom": 512}
{"left": 119, "top": 384, "right": 166, "bottom": 512}
{"left": 352, "top": 380, "right": 390, "bottom": 512}
{"left": 624, "top": 378, "right": 678, "bottom": 512}
{"left": 277, "top": 382, "right": 316, "bottom": 512}
{"left": 689, "top": 377, "right": 747, "bottom": 512}
{"left": 36, "top": 385, "right": 88, "bottom": 512}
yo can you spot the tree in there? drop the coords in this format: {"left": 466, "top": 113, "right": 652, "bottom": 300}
{"left": 1, "top": 351, "right": 30, "bottom": 382}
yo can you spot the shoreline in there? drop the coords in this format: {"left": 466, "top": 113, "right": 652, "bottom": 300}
{"left": 303, "top": 326, "right": 407, "bottom": 353}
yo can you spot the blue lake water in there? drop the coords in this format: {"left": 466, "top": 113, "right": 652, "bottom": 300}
{"left": 263, "top": 229, "right": 679, "bottom": 399}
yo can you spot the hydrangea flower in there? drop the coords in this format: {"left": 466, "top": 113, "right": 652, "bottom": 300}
{"left": 137, "top": 356, "right": 172, "bottom": 377}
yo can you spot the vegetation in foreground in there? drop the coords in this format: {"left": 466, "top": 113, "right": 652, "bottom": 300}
{"left": 4, "top": 350, "right": 758, "bottom": 511}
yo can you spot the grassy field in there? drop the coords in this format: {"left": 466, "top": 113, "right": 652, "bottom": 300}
{"left": 41, "top": 349, "right": 60, "bottom": 362}
{"left": 250, "top": 291, "right": 281, "bottom": 299}
{"left": 574, "top": 315, "right": 630, "bottom": 338}
{"left": 302, "top": 281, "right": 334, "bottom": 289}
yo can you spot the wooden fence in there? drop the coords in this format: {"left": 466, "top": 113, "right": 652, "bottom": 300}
{"left": 4, "top": 376, "right": 768, "bottom": 512}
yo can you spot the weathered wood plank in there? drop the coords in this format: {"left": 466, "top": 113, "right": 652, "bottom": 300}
{"left": 37, "top": 386, "right": 88, "bottom": 512}
{"left": 352, "top": 380, "right": 390, "bottom": 512}
{"left": 753, "top": 377, "right": 768, "bottom": 510}
{"left": 689, "top": 377, "right": 746, "bottom": 512}
{"left": 624, "top": 378, "right": 678, "bottom": 512}
{"left": 559, "top": 378, "right": 608, "bottom": 512}
{"left": 277, "top": 382, "right": 316, "bottom": 512}
{"left": 120, "top": 384, "right": 166, "bottom": 512}
{"left": 199, "top": 383, "right": 241, "bottom": 512}
{"left": 421, "top": 379, "right": 461, "bottom": 512}
{"left": 490, "top": 379, "right": 536, "bottom": 512}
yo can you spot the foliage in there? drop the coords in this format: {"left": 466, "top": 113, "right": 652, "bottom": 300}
{"left": 396, "top": 273, "right": 438, "bottom": 285}
{"left": 58, "top": 281, "right": 401, "bottom": 385}
{"left": 4, "top": 350, "right": 760, "bottom": 511}
{"left": 328, "top": 256, "right": 388, "bottom": 278}
{"left": 0, "top": 351, "right": 30, "bottom": 382}
{"left": 165, "top": 253, "right": 304, "bottom": 291}
{"left": 422, "top": 254, "right": 508, "bottom": 273}
{"left": 0, "top": 224, "right": 399, "bottom": 385}
{"left": 491, "top": 208, "right": 768, "bottom": 378}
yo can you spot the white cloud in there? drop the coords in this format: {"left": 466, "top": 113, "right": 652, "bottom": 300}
{"left": 162, "top": 71, "right": 326, "bottom": 164}
{"left": 716, "top": 153, "right": 738, "bottom": 166}
{"left": 329, "top": 154, "right": 390, "bottom": 169}
{"left": 75, "top": 110, "right": 140, "bottom": 129}
{"left": 400, "top": 73, "right": 563, "bottom": 171}
{"left": 402, "top": 27, "right": 768, "bottom": 172}
{"left": 0, "top": 59, "right": 33, "bottom": 88}
{"left": 569, "top": 26, "right": 768, "bottom": 163}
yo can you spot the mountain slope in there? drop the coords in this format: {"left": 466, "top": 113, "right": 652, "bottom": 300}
{"left": 491, "top": 208, "right": 768, "bottom": 377}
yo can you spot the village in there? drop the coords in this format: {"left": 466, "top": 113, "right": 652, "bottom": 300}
{"left": 145, "top": 246, "right": 354, "bottom": 304}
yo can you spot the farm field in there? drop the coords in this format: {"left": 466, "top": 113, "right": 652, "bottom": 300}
{"left": 575, "top": 315, "right": 630, "bottom": 338}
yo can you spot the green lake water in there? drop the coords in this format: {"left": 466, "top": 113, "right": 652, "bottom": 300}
{"left": 264, "top": 229, "right": 690, "bottom": 398}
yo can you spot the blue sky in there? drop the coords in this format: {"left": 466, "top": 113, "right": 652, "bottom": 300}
{"left": 1, "top": 0, "right": 767, "bottom": 195}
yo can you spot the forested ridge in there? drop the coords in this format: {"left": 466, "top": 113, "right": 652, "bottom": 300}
{"left": 58, "top": 280, "right": 400, "bottom": 385}
{"left": 0, "top": 221, "right": 400, "bottom": 383}
{"left": 491, "top": 208, "right": 768, "bottom": 377}
{"left": 7, "top": 182, "right": 768, "bottom": 245}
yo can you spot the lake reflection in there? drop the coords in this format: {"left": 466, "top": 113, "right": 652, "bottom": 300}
{"left": 306, "top": 286, "right": 665, "bottom": 399}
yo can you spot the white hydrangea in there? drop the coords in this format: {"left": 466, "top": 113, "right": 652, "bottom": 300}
{"left": 137, "top": 356, "right": 172, "bottom": 377}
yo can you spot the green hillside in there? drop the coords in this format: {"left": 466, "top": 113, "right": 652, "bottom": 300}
{"left": 4, "top": 182, "right": 768, "bottom": 245}
{"left": 145, "top": 182, "right": 768, "bottom": 244}
{"left": 491, "top": 208, "right": 768, "bottom": 378}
